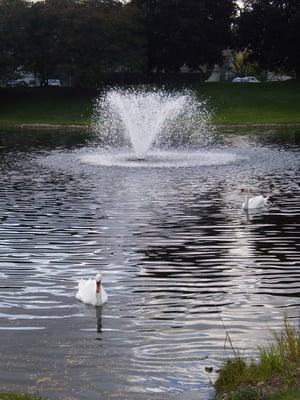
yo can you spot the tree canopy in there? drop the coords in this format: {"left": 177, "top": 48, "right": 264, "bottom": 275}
{"left": 236, "top": 0, "right": 300, "bottom": 78}
{"left": 0, "top": 0, "right": 299, "bottom": 86}
{"left": 0, "top": 0, "right": 145, "bottom": 86}
{"left": 133, "top": 0, "right": 235, "bottom": 74}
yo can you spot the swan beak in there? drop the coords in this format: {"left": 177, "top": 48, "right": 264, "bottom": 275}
{"left": 96, "top": 281, "right": 101, "bottom": 293}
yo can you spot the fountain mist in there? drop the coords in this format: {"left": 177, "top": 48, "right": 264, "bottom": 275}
{"left": 92, "top": 87, "right": 213, "bottom": 158}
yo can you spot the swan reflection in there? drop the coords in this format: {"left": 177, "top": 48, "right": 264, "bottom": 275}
{"left": 96, "top": 306, "right": 103, "bottom": 333}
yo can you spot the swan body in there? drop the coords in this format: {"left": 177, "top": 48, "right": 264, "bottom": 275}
{"left": 242, "top": 189, "right": 269, "bottom": 210}
{"left": 75, "top": 273, "right": 108, "bottom": 306}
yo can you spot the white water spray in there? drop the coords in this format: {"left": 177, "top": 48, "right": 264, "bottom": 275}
{"left": 92, "top": 87, "right": 213, "bottom": 159}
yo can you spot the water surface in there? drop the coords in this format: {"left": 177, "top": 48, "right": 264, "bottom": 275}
{"left": 0, "top": 127, "right": 299, "bottom": 400}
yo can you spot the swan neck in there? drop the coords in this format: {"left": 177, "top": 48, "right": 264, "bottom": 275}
{"left": 96, "top": 281, "right": 101, "bottom": 294}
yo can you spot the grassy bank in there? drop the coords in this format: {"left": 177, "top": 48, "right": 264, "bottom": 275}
{"left": 268, "top": 388, "right": 300, "bottom": 400}
{"left": 195, "top": 81, "right": 300, "bottom": 125}
{"left": 0, "top": 81, "right": 299, "bottom": 128}
{"left": 0, "top": 87, "right": 93, "bottom": 127}
{"left": 215, "top": 317, "right": 300, "bottom": 400}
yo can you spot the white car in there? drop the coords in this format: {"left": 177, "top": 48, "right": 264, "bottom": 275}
{"left": 232, "top": 76, "right": 260, "bottom": 83}
{"left": 47, "top": 79, "right": 62, "bottom": 87}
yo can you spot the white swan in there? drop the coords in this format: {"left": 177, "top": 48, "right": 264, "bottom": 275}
{"left": 75, "top": 273, "right": 108, "bottom": 306}
{"left": 241, "top": 189, "right": 270, "bottom": 210}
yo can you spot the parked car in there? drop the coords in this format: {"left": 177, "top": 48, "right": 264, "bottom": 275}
{"left": 232, "top": 76, "right": 260, "bottom": 83}
{"left": 47, "top": 79, "right": 62, "bottom": 87}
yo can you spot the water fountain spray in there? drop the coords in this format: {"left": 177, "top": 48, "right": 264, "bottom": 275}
{"left": 92, "top": 87, "right": 213, "bottom": 159}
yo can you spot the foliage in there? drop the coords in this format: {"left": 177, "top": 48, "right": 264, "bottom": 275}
{"left": 232, "top": 50, "right": 259, "bottom": 77}
{"left": 215, "top": 315, "right": 300, "bottom": 399}
{"left": 0, "top": 0, "right": 28, "bottom": 82}
{"left": 217, "top": 385, "right": 261, "bottom": 400}
{"left": 133, "top": 0, "right": 235, "bottom": 75}
{"left": 1, "top": 0, "right": 300, "bottom": 85}
{"left": 236, "top": 0, "right": 300, "bottom": 79}
{"left": 267, "top": 387, "right": 300, "bottom": 400}
{"left": 0, "top": 0, "right": 145, "bottom": 86}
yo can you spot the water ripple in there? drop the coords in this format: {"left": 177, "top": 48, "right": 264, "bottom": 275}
{"left": 0, "top": 129, "right": 299, "bottom": 399}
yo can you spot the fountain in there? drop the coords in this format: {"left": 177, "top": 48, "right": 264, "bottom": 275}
{"left": 80, "top": 87, "right": 240, "bottom": 168}
{"left": 98, "top": 88, "right": 190, "bottom": 159}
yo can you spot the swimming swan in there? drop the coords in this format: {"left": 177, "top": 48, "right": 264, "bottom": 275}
{"left": 75, "top": 273, "right": 108, "bottom": 306}
{"left": 241, "top": 189, "right": 270, "bottom": 210}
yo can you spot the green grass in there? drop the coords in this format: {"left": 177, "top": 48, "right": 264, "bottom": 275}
{"left": 195, "top": 81, "right": 300, "bottom": 125}
{"left": 0, "top": 394, "right": 43, "bottom": 400}
{"left": 268, "top": 387, "right": 300, "bottom": 400}
{"left": 0, "top": 81, "right": 300, "bottom": 127}
{"left": 0, "top": 87, "right": 93, "bottom": 126}
{"left": 215, "top": 316, "right": 300, "bottom": 400}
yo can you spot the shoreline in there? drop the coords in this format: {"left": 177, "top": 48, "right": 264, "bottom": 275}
{"left": 1, "top": 122, "right": 300, "bottom": 131}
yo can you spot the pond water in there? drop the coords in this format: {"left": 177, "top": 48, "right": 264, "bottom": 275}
{"left": 0, "top": 127, "right": 299, "bottom": 400}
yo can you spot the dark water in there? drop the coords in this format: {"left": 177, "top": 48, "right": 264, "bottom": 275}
{"left": 0, "top": 128, "right": 299, "bottom": 400}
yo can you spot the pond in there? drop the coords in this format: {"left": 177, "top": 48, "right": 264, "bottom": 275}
{"left": 0, "top": 127, "right": 299, "bottom": 400}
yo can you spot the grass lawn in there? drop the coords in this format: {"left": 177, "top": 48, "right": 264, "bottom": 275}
{"left": 0, "top": 87, "right": 93, "bottom": 126}
{"left": 0, "top": 81, "right": 299, "bottom": 127}
{"left": 195, "top": 81, "right": 300, "bottom": 125}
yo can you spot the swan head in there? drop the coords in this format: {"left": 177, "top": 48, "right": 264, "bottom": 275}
{"left": 95, "top": 273, "right": 102, "bottom": 294}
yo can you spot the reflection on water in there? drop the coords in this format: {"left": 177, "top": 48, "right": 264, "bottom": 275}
{"left": 0, "top": 127, "right": 299, "bottom": 400}
{"left": 96, "top": 307, "right": 103, "bottom": 333}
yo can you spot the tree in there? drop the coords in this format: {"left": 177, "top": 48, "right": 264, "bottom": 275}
{"left": 55, "top": 0, "right": 145, "bottom": 86}
{"left": 24, "top": 1, "right": 62, "bottom": 85}
{"left": 232, "top": 49, "right": 259, "bottom": 77}
{"left": 237, "top": 0, "right": 300, "bottom": 79}
{"left": 0, "top": 0, "right": 146, "bottom": 87}
{"left": 131, "top": 0, "right": 235, "bottom": 75}
{"left": 0, "top": 0, "right": 30, "bottom": 83}
{"left": 0, "top": 0, "right": 63, "bottom": 85}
